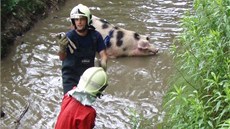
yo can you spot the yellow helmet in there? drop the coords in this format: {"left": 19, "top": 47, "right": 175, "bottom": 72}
{"left": 78, "top": 67, "right": 108, "bottom": 97}
{"left": 70, "top": 4, "right": 92, "bottom": 26}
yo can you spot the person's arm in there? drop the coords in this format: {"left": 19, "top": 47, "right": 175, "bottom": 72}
{"left": 57, "top": 35, "right": 69, "bottom": 61}
{"left": 99, "top": 50, "right": 108, "bottom": 71}
{"left": 57, "top": 32, "right": 76, "bottom": 61}
{"left": 77, "top": 108, "right": 96, "bottom": 129}
{"left": 96, "top": 31, "right": 108, "bottom": 71}
{"left": 58, "top": 52, "right": 67, "bottom": 61}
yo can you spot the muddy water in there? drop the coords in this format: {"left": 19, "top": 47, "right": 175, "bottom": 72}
{"left": 1, "top": 0, "right": 192, "bottom": 128}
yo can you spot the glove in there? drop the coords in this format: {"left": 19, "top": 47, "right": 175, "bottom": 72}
{"left": 58, "top": 34, "right": 69, "bottom": 54}
{"left": 99, "top": 59, "right": 107, "bottom": 71}
{"left": 57, "top": 32, "right": 76, "bottom": 54}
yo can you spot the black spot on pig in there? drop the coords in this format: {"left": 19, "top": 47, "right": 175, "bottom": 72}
{"left": 117, "top": 40, "right": 123, "bottom": 47}
{"left": 102, "top": 24, "right": 109, "bottom": 29}
{"left": 134, "top": 33, "right": 140, "bottom": 40}
{"left": 123, "top": 47, "right": 127, "bottom": 51}
{"left": 107, "top": 42, "right": 112, "bottom": 48}
{"left": 99, "top": 19, "right": 110, "bottom": 29}
{"left": 116, "top": 31, "right": 124, "bottom": 47}
{"left": 117, "top": 31, "right": 124, "bottom": 40}
{"left": 146, "top": 36, "right": 150, "bottom": 41}
{"left": 114, "top": 26, "right": 119, "bottom": 30}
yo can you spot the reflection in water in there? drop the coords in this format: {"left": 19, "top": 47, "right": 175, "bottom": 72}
{"left": 1, "top": 0, "right": 192, "bottom": 128}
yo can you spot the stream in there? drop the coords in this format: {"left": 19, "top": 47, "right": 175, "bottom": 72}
{"left": 1, "top": 0, "right": 192, "bottom": 128}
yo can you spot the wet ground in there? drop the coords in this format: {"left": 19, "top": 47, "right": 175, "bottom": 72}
{"left": 1, "top": 0, "right": 192, "bottom": 128}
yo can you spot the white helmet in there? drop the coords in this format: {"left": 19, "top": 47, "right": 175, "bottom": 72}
{"left": 70, "top": 4, "right": 92, "bottom": 26}
{"left": 78, "top": 67, "right": 108, "bottom": 97}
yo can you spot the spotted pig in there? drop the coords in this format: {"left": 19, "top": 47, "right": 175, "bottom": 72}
{"left": 91, "top": 15, "right": 158, "bottom": 58}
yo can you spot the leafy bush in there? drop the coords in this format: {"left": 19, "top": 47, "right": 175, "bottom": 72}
{"left": 1, "top": 0, "right": 20, "bottom": 15}
{"left": 1, "top": 0, "right": 64, "bottom": 58}
{"left": 1, "top": 0, "right": 45, "bottom": 16}
{"left": 163, "top": 0, "right": 230, "bottom": 128}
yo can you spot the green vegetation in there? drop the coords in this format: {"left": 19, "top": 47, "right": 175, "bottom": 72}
{"left": 1, "top": 0, "right": 45, "bottom": 58}
{"left": 1, "top": 0, "right": 64, "bottom": 58}
{"left": 129, "top": 108, "right": 155, "bottom": 129}
{"left": 163, "top": 0, "right": 230, "bottom": 128}
{"left": 1, "top": 0, "right": 45, "bottom": 18}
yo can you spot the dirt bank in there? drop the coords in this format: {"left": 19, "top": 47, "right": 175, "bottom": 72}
{"left": 1, "top": 0, "right": 66, "bottom": 59}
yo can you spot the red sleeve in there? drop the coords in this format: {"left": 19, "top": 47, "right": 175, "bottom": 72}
{"left": 77, "top": 108, "right": 96, "bottom": 129}
{"left": 60, "top": 94, "right": 70, "bottom": 110}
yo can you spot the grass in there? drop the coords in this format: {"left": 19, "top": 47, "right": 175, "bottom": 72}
{"left": 163, "top": 0, "right": 230, "bottom": 128}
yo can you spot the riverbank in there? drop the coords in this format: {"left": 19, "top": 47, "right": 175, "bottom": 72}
{"left": 1, "top": 0, "right": 66, "bottom": 59}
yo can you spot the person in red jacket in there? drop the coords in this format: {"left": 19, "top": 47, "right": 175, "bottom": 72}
{"left": 55, "top": 67, "right": 108, "bottom": 129}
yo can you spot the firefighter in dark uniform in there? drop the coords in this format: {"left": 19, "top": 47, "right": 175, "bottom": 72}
{"left": 58, "top": 4, "right": 107, "bottom": 94}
